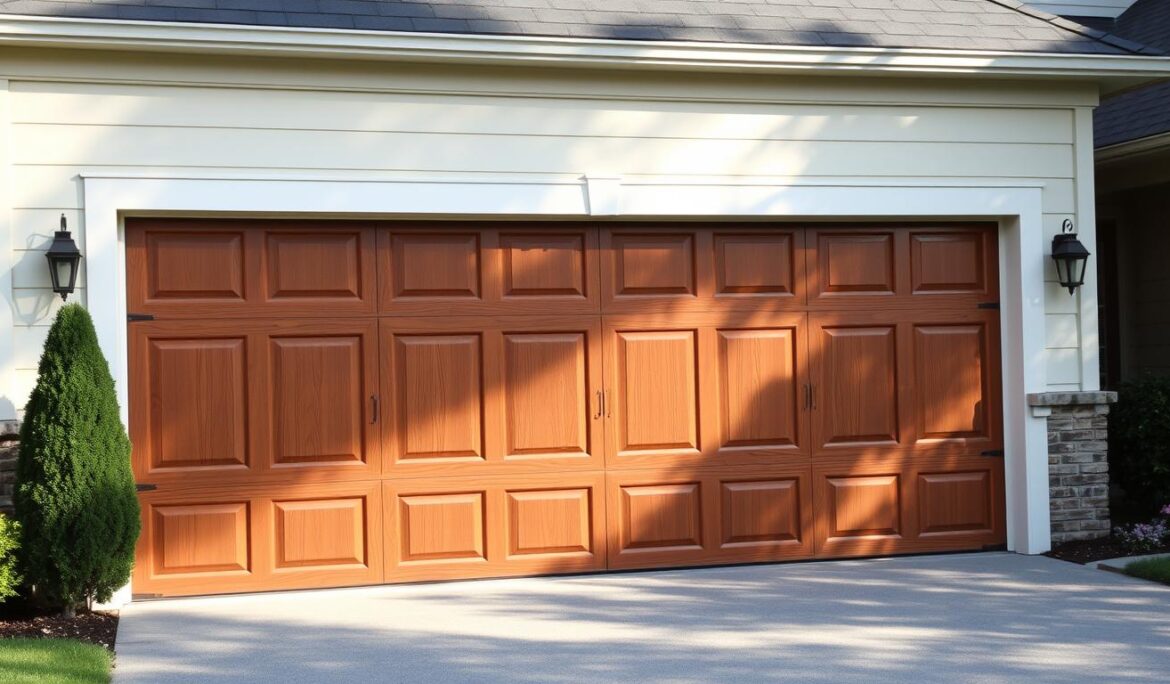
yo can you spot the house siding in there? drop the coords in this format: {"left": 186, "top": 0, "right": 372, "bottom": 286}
{"left": 0, "top": 47, "right": 1100, "bottom": 421}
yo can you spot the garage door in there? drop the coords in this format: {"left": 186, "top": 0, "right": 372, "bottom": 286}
{"left": 126, "top": 219, "right": 1005, "bottom": 597}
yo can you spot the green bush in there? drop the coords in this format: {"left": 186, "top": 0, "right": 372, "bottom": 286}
{"left": 15, "top": 304, "right": 140, "bottom": 615}
{"left": 1109, "top": 375, "right": 1170, "bottom": 510}
{"left": 0, "top": 514, "right": 21, "bottom": 602}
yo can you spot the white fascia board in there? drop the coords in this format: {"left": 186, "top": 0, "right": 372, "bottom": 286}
{"left": 1, "top": 15, "right": 1170, "bottom": 89}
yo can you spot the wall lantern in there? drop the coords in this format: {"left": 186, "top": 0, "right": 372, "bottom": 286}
{"left": 45, "top": 214, "right": 82, "bottom": 301}
{"left": 1052, "top": 219, "right": 1090, "bottom": 295}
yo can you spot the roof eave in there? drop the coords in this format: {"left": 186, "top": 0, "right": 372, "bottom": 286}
{"left": 1097, "top": 129, "right": 1170, "bottom": 161}
{"left": 2, "top": 14, "right": 1169, "bottom": 90}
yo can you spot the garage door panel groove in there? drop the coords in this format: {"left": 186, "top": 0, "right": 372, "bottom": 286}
{"left": 128, "top": 220, "right": 1004, "bottom": 597}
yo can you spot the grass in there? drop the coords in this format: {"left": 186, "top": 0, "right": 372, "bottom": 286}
{"left": 1124, "top": 556, "right": 1170, "bottom": 586}
{"left": 0, "top": 638, "right": 111, "bottom": 684}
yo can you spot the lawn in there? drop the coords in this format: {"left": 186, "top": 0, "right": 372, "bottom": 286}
{"left": 1124, "top": 556, "right": 1170, "bottom": 586}
{"left": 0, "top": 638, "right": 111, "bottom": 683}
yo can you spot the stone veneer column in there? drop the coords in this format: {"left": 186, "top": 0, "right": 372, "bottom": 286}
{"left": 1027, "top": 391, "right": 1118, "bottom": 544}
{"left": 0, "top": 440, "right": 15, "bottom": 514}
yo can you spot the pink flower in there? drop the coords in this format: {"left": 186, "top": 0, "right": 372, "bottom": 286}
{"left": 1162, "top": 504, "right": 1170, "bottom": 516}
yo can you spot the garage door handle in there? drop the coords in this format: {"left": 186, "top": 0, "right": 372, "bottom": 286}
{"left": 594, "top": 390, "right": 603, "bottom": 419}
{"left": 370, "top": 395, "right": 379, "bottom": 424}
{"left": 803, "top": 384, "right": 812, "bottom": 410}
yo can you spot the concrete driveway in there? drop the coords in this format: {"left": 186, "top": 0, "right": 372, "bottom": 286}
{"left": 114, "top": 553, "right": 1170, "bottom": 683}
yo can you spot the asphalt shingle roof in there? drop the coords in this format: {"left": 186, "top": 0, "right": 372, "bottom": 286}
{"left": 0, "top": 0, "right": 1154, "bottom": 55}
{"left": 1094, "top": 0, "right": 1170, "bottom": 147}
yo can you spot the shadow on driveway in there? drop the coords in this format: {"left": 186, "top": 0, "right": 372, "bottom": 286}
{"left": 114, "top": 553, "right": 1170, "bottom": 683}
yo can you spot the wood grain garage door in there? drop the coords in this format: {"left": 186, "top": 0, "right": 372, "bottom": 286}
{"left": 126, "top": 219, "right": 1004, "bottom": 597}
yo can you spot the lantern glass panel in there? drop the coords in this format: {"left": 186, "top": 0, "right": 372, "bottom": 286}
{"left": 53, "top": 259, "right": 73, "bottom": 289}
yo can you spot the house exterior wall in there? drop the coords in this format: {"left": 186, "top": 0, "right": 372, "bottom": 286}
{"left": 0, "top": 47, "right": 1102, "bottom": 422}
{"left": 0, "top": 45, "right": 1108, "bottom": 553}
{"left": 1099, "top": 183, "right": 1170, "bottom": 381}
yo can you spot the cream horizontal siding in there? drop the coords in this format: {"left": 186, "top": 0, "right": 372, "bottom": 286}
{"left": 11, "top": 125, "right": 1075, "bottom": 178}
{"left": 0, "top": 58, "right": 1098, "bottom": 420}
{"left": 12, "top": 83, "right": 1078, "bottom": 145}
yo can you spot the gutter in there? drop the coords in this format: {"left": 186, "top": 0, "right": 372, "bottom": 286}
{"left": 2, "top": 15, "right": 1170, "bottom": 88}
{"left": 1096, "top": 129, "right": 1170, "bottom": 163}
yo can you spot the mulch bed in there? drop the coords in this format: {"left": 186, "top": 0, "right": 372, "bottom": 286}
{"left": 0, "top": 610, "right": 118, "bottom": 651}
{"left": 1046, "top": 536, "right": 1170, "bottom": 565}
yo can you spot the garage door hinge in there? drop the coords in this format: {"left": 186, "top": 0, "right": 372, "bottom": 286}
{"left": 977, "top": 302, "right": 1000, "bottom": 310}
{"left": 127, "top": 313, "right": 155, "bottom": 322}
{"left": 980, "top": 449, "right": 1004, "bottom": 457}
{"left": 136, "top": 483, "right": 158, "bottom": 492}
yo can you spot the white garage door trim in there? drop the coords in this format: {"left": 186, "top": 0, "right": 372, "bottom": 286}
{"left": 81, "top": 172, "right": 1052, "bottom": 560}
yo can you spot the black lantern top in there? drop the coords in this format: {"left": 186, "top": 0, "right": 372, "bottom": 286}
{"left": 1051, "top": 219, "right": 1090, "bottom": 296}
{"left": 45, "top": 215, "right": 82, "bottom": 301}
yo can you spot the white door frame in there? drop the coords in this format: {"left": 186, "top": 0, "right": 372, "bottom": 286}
{"left": 82, "top": 172, "right": 1053, "bottom": 554}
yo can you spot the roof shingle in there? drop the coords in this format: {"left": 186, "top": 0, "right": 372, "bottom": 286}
{"left": 0, "top": 0, "right": 1154, "bottom": 55}
{"left": 1093, "top": 0, "right": 1170, "bottom": 148}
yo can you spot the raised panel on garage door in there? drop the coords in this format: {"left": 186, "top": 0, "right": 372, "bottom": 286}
{"left": 390, "top": 332, "right": 485, "bottom": 463}
{"left": 808, "top": 229, "right": 898, "bottom": 303}
{"left": 379, "top": 225, "right": 600, "bottom": 316}
{"left": 712, "top": 231, "right": 802, "bottom": 303}
{"left": 807, "top": 224, "right": 998, "bottom": 310}
{"left": 260, "top": 227, "right": 376, "bottom": 314}
{"left": 502, "top": 332, "right": 593, "bottom": 461}
{"left": 129, "top": 320, "right": 381, "bottom": 488}
{"left": 384, "top": 472, "right": 606, "bottom": 582}
{"left": 606, "top": 465, "right": 814, "bottom": 570}
{"left": 129, "top": 325, "right": 256, "bottom": 482}
{"left": 381, "top": 316, "right": 605, "bottom": 476}
{"left": 133, "top": 480, "right": 383, "bottom": 597}
{"left": 604, "top": 322, "right": 703, "bottom": 467}
{"left": 907, "top": 226, "right": 998, "bottom": 302}
{"left": 601, "top": 224, "right": 805, "bottom": 313}
{"left": 126, "top": 219, "right": 377, "bottom": 318}
{"left": 813, "top": 456, "right": 1003, "bottom": 557}
{"left": 713, "top": 315, "right": 808, "bottom": 462}
{"left": 264, "top": 321, "right": 381, "bottom": 473}
{"left": 809, "top": 314, "right": 907, "bottom": 454}
{"left": 909, "top": 312, "right": 1002, "bottom": 452}
{"left": 604, "top": 312, "right": 810, "bottom": 469}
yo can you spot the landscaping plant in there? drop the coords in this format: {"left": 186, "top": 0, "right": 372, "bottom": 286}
{"left": 1109, "top": 375, "right": 1170, "bottom": 510}
{"left": 0, "top": 514, "right": 21, "bottom": 602}
{"left": 1125, "top": 556, "right": 1170, "bottom": 586}
{"left": 15, "top": 304, "right": 140, "bottom": 616}
{"left": 0, "top": 636, "right": 112, "bottom": 684}
{"left": 1112, "top": 503, "right": 1170, "bottom": 554}
{"left": 1113, "top": 519, "right": 1169, "bottom": 554}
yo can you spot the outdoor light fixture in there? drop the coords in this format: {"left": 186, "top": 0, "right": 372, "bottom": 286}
{"left": 1051, "top": 219, "right": 1090, "bottom": 296}
{"left": 45, "top": 214, "right": 82, "bottom": 301}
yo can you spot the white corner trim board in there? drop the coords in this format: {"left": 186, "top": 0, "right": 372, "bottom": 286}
{"left": 2, "top": 15, "right": 1170, "bottom": 88}
{"left": 82, "top": 172, "right": 1052, "bottom": 554}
